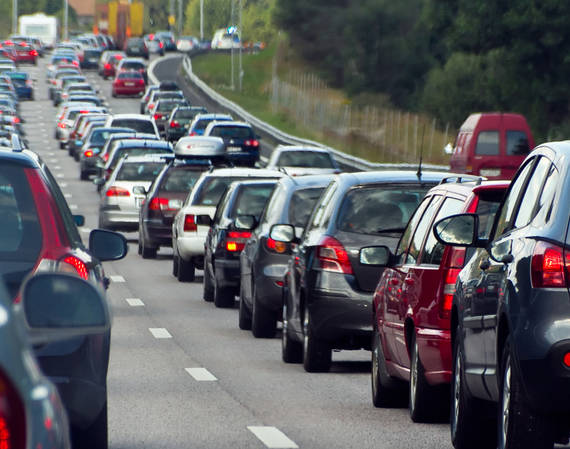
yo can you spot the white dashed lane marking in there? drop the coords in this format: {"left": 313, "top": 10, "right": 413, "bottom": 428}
{"left": 59, "top": 183, "right": 68, "bottom": 187}
{"left": 110, "top": 275, "right": 125, "bottom": 283}
{"left": 125, "top": 298, "right": 144, "bottom": 307}
{"left": 80, "top": 227, "right": 92, "bottom": 233}
{"left": 185, "top": 368, "right": 217, "bottom": 381}
{"left": 69, "top": 204, "right": 78, "bottom": 210}
{"left": 64, "top": 193, "right": 72, "bottom": 198}
{"left": 56, "top": 173, "right": 64, "bottom": 178}
{"left": 149, "top": 328, "right": 172, "bottom": 339}
{"left": 247, "top": 427, "right": 299, "bottom": 449}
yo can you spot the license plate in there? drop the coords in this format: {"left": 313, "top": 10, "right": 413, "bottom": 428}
{"left": 125, "top": 82, "right": 135, "bottom": 86}
{"left": 227, "top": 146, "right": 242, "bottom": 152}
{"left": 480, "top": 168, "right": 501, "bottom": 177}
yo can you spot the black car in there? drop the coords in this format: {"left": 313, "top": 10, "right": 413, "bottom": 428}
{"left": 204, "top": 121, "right": 260, "bottom": 167}
{"left": 239, "top": 174, "right": 334, "bottom": 337}
{"left": 152, "top": 98, "right": 190, "bottom": 135}
{"left": 165, "top": 105, "right": 208, "bottom": 142}
{"left": 435, "top": 142, "right": 570, "bottom": 449}
{"left": 125, "top": 37, "right": 149, "bottom": 59}
{"left": 79, "top": 127, "right": 134, "bottom": 180}
{"left": 155, "top": 31, "right": 177, "bottom": 51}
{"left": 203, "top": 180, "right": 279, "bottom": 308}
{"left": 81, "top": 47, "right": 103, "bottom": 69}
{"left": 273, "top": 171, "right": 448, "bottom": 372}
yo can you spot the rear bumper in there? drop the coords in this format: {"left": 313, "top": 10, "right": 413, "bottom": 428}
{"left": 144, "top": 219, "right": 172, "bottom": 246}
{"left": 114, "top": 86, "right": 145, "bottom": 95}
{"left": 177, "top": 234, "right": 207, "bottom": 258}
{"left": 215, "top": 258, "right": 240, "bottom": 289}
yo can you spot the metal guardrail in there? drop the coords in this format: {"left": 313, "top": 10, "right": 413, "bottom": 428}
{"left": 161, "top": 54, "right": 450, "bottom": 172}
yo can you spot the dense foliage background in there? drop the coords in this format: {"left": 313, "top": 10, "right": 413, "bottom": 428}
{"left": 275, "top": 0, "right": 570, "bottom": 138}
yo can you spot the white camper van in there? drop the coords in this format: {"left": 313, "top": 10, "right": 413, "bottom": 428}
{"left": 19, "top": 13, "right": 58, "bottom": 48}
{"left": 211, "top": 28, "right": 240, "bottom": 50}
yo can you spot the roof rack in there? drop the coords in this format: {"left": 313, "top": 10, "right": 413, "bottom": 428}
{"left": 11, "top": 133, "right": 23, "bottom": 152}
{"left": 438, "top": 175, "right": 484, "bottom": 185}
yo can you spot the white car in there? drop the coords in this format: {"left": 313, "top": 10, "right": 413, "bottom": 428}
{"left": 172, "top": 168, "right": 285, "bottom": 282}
{"left": 104, "top": 113, "right": 159, "bottom": 137}
{"left": 98, "top": 155, "right": 170, "bottom": 231}
{"left": 265, "top": 145, "right": 341, "bottom": 176}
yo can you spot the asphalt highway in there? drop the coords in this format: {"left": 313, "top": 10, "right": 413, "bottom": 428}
{"left": 20, "top": 55, "right": 452, "bottom": 449}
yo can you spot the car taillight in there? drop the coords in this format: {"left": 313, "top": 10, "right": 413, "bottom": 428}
{"left": 189, "top": 131, "right": 197, "bottom": 136}
{"left": 184, "top": 214, "right": 197, "bottom": 232}
{"left": 159, "top": 42, "right": 164, "bottom": 48}
{"left": 170, "top": 121, "right": 179, "bottom": 128}
{"left": 106, "top": 186, "right": 130, "bottom": 197}
{"left": 316, "top": 236, "right": 353, "bottom": 274}
{"left": 531, "top": 241, "right": 570, "bottom": 288}
{"left": 30, "top": 49, "right": 37, "bottom": 56}
{"left": 266, "top": 236, "right": 288, "bottom": 254}
{"left": 57, "top": 122, "right": 66, "bottom": 128}
{"left": 11, "top": 117, "right": 19, "bottom": 124}
{"left": 104, "top": 63, "right": 111, "bottom": 70}
{"left": 148, "top": 103, "right": 155, "bottom": 110}
{"left": 439, "top": 247, "right": 466, "bottom": 319}
{"left": 153, "top": 113, "right": 163, "bottom": 120}
{"left": 138, "top": 79, "right": 145, "bottom": 85}
{"left": 25, "top": 80, "right": 32, "bottom": 87}
{"left": 83, "top": 149, "right": 94, "bottom": 157}
{"left": 72, "top": 60, "right": 79, "bottom": 66}
{"left": 244, "top": 139, "right": 259, "bottom": 147}
{"left": 0, "top": 368, "right": 26, "bottom": 449}
{"left": 225, "top": 231, "right": 251, "bottom": 252}
{"left": 61, "top": 255, "right": 89, "bottom": 280}
{"left": 102, "top": 153, "right": 109, "bottom": 162}
{"left": 148, "top": 197, "right": 179, "bottom": 211}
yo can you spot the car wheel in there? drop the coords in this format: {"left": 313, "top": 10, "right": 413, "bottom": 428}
{"left": 203, "top": 263, "right": 214, "bottom": 302}
{"left": 80, "top": 170, "right": 89, "bottom": 181}
{"left": 177, "top": 257, "right": 195, "bottom": 282}
{"left": 371, "top": 326, "right": 406, "bottom": 407}
{"left": 498, "top": 338, "right": 553, "bottom": 449}
{"left": 59, "top": 141, "right": 65, "bottom": 149}
{"left": 238, "top": 282, "right": 252, "bottom": 330}
{"left": 451, "top": 330, "right": 496, "bottom": 449}
{"left": 72, "top": 401, "right": 108, "bottom": 449}
{"left": 409, "top": 333, "right": 445, "bottom": 422}
{"left": 213, "top": 277, "right": 234, "bottom": 308}
{"left": 302, "top": 307, "right": 331, "bottom": 372}
{"left": 140, "top": 232, "right": 157, "bottom": 259}
{"left": 74, "top": 151, "right": 80, "bottom": 162}
{"left": 172, "top": 252, "right": 179, "bottom": 276}
{"left": 282, "top": 297, "right": 302, "bottom": 363}
{"left": 137, "top": 236, "right": 142, "bottom": 255}
{"left": 251, "top": 284, "right": 277, "bottom": 338}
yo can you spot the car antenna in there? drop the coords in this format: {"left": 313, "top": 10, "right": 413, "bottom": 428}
{"left": 417, "top": 125, "right": 425, "bottom": 180}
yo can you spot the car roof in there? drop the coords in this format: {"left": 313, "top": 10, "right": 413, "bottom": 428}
{"left": 336, "top": 170, "right": 452, "bottom": 187}
{"left": 426, "top": 178, "right": 510, "bottom": 198}
{"left": 204, "top": 167, "right": 286, "bottom": 178}
{"left": 276, "top": 173, "right": 337, "bottom": 189}
{"left": 119, "top": 154, "right": 174, "bottom": 164}
{"left": 0, "top": 148, "right": 39, "bottom": 168}
{"left": 116, "top": 139, "right": 172, "bottom": 149}
{"left": 208, "top": 121, "right": 251, "bottom": 128}
{"left": 275, "top": 145, "right": 331, "bottom": 154}
{"left": 110, "top": 114, "right": 153, "bottom": 120}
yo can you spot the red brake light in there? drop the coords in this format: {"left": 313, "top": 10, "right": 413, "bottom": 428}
{"left": 57, "top": 122, "right": 66, "bottom": 128}
{"left": 72, "top": 60, "right": 79, "bottom": 66}
{"left": 106, "top": 186, "right": 130, "bottom": 197}
{"left": 184, "top": 214, "right": 197, "bottom": 232}
{"left": 0, "top": 368, "right": 26, "bottom": 449}
{"left": 531, "top": 241, "right": 569, "bottom": 288}
{"left": 153, "top": 113, "right": 163, "bottom": 120}
{"left": 30, "top": 49, "right": 38, "bottom": 56}
{"left": 245, "top": 139, "right": 259, "bottom": 147}
{"left": 439, "top": 248, "right": 466, "bottom": 319}
{"left": 61, "top": 255, "right": 89, "bottom": 280}
{"left": 84, "top": 149, "right": 94, "bottom": 158}
{"left": 170, "top": 121, "right": 179, "bottom": 128}
{"left": 103, "top": 153, "right": 109, "bottom": 162}
{"left": 266, "top": 237, "right": 288, "bottom": 254}
{"left": 225, "top": 231, "right": 252, "bottom": 252}
{"left": 159, "top": 42, "right": 164, "bottom": 48}
{"left": 316, "top": 236, "right": 353, "bottom": 274}
{"left": 189, "top": 131, "right": 197, "bottom": 136}
{"left": 104, "top": 63, "right": 111, "bottom": 70}
{"left": 149, "top": 197, "right": 179, "bottom": 211}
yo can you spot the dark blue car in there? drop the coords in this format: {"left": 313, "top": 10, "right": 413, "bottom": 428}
{"left": 6, "top": 71, "right": 33, "bottom": 100}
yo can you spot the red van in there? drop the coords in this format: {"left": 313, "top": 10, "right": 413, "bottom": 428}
{"left": 449, "top": 113, "right": 534, "bottom": 179}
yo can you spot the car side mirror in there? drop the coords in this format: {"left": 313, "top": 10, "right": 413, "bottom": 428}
{"left": 89, "top": 229, "right": 128, "bottom": 261}
{"left": 73, "top": 214, "right": 85, "bottom": 227}
{"left": 196, "top": 214, "right": 213, "bottom": 226}
{"left": 93, "top": 177, "right": 105, "bottom": 186}
{"left": 270, "top": 224, "right": 295, "bottom": 243}
{"left": 234, "top": 215, "right": 256, "bottom": 230}
{"left": 20, "top": 273, "right": 110, "bottom": 345}
{"left": 434, "top": 213, "right": 483, "bottom": 247}
{"left": 132, "top": 185, "right": 147, "bottom": 195}
{"left": 359, "top": 246, "right": 391, "bottom": 266}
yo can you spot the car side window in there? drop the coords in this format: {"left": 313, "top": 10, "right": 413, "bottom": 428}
{"left": 214, "top": 188, "right": 231, "bottom": 223}
{"left": 308, "top": 181, "right": 337, "bottom": 230}
{"left": 494, "top": 158, "right": 535, "bottom": 237}
{"left": 475, "top": 131, "right": 499, "bottom": 156}
{"left": 395, "top": 196, "right": 432, "bottom": 262}
{"left": 534, "top": 163, "right": 559, "bottom": 225}
{"left": 405, "top": 196, "right": 442, "bottom": 265}
{"left": 420, "top": 197, "right": 464, "bottom": 265}
{"left": 513, "top": 157, "right": 551, "bottom": 229}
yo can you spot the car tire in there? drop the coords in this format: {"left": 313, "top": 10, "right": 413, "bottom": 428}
{"left": 451, "top": 330, "right": 496, "bottom": 449}
{"left": 213, "top": 278, "right": 234, "bottom": 308}
{"left": 498, "top": 338, "right": 553, "bottom": 449}
{"left": 140, "top": 233, "right": 157, "bottom": 259}
{"left": 251, "top": 285, "right": 277, "bottom": 338}
{"left": 72, "top": 401, "right": 108, "bottom": 449}
{"left": 238, "top": 283, "right": 252, "bottom": 330}
{"left": 172, "top": 252, "right": 179, "bottom": 276}
{"left": 80, "top": 170, "right": 89, "bottom": 181}
{"left": 302, "top": 307, "right": 331, "bottom": 372}
{"left": 59, "top": 141, "right": 65, "bottom": 149}
{"left": 74, "top": 152, "right": 80, "bottom": 162}
{"left": 371, "top": 326, "right": 406, "bottom": 407}
{"left": 177, "top": 257, "right": 195, "bottom": 282}
{"left": 409, "top": 333, "right": 445, "bottom": 422}
{"left": 282, "top": 297, "right": 302, "bottom": 363}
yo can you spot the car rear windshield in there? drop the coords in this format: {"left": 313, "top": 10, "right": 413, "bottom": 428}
{"left": 160, "top": 168, "right": 203, "bottom": 193}
{"left": 116, "top": 162, "right": 164, "bottom": 182}
{"left": 193, "top": 176, "right": 256, "bottom": 206}
{"left": 289, "top": 187, "right": 325, "bottom": 227}
{"left": 84, "top": 50, "right": 101, "bottom": 58}
{"left": 337, "top": 186, "right": 430, "bottom": 235}
{"left": 278, "top": 151, "right": 334, "bottom": 168}
{"left": 175, "top": 108, "right": 206, "bottom": 119}
{"left": 90, "top": 130, "right": 121, "bottom": 146}
{"left": 110, "top": 148, "right": 170, "bottom": 169}
{"left": 157, "top": 101, "right": 181, "bottom": 112}
{"left": 112, "top": 119, "right": 155, "bottom": 134}
{"left": 230, "top": 184, "right": 275, "bottom": 219}
{"left": 506, "top": 130, "right": 530, "bottom": 156}
{"left": 118, "top": 72, "right": 142, "bottom": 80}
{"left": 154, "top": 92, "right": 184, "bottom": 101}
{"left": 209, "top": 126, "right": 254, "bottom": 139}
{"left": 122, "top": 62, "right": 144, "bottom": 70}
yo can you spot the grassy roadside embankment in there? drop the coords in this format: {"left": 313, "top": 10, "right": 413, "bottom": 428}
{"left": 190, "top": 41, "right": 454, "bottom": 166}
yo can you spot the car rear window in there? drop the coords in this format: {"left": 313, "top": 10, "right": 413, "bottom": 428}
{"left": 160, "top": 168, "right": 203, "bottom": 193}
{"left": 209, "top": 126, "right": 254, "bottom": 139}
{"left": 476, "top": 190, "right": 505, "bottom": 238}
{"left": 506, "top": 130, "right": 530, "bottom": 156}
{"left": 110, "top": 148, "right": 170, "bottom": 169}
{"left": 193, "top": 176, "right": 253, "bottom": 206}
{"left": 229, "top": 184, "right": 275, "bottom": 219}
{"left": 288, "top": 187, "right": 325, "bottom": 227}
{"left": 122, "top": 62, "right": 144, "bottom": 70}
{"left": 278, "top": 152, "right": 334, "bottom": 168}
{"left": 175, "top": 108, "right": 207, "bottom": 119}
{"left": 116, "top": 162, "right": 164, "bottom": 182}
{"left": 157, "top": 101, "right": 180, "bottom": 112}
{"left": 337, "top": 186, "right": 430, "bottom": 235}
{"left": 475, "top": 131, "right": 500, "bottom": 156}
{"left": 118, "top": 72, "right": 142, "bottom": 80}
{"left": 111, "top": 119, "right": 155, "bottom": 134}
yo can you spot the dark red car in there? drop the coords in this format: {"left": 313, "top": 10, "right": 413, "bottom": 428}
{"left": 100, "top": 53, "right": 124, "bottom": 79}
{"left": 112, "top": 71, "right": 145, "bottom": 97}
{"left": 368, "top": 177, "right": 509, "bottom": 422}
{"left": 13, "top": 42, "right": 38, "bottom": 64}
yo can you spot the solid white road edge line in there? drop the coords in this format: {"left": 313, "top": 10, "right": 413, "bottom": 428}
{"left": 149, "top": 328, "right": 172, "bottom": 339}
{"left": 185, "top": 368, "right": 217, "bottom": 381}
{"left": 125, "top": 298, "right": 144, "bottom": 307}
{"left": 110, "top": 275, "right": 125, "bottom": 282}
{"left": 247, "top": 427, "right": 299, "bottom": 449}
